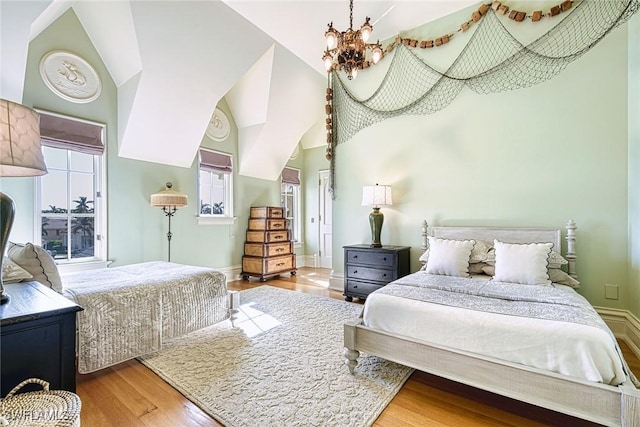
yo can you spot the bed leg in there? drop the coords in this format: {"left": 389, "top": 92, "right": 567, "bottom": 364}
{"left": 343, "top": 348, "right": 360, "bottom": 374}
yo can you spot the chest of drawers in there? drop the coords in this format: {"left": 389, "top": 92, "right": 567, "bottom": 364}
{"left": 242, "top": 206, "right": 297, "bottom": 281}
{"left": 343, "top": 244, "right": 410, "bottom": 301}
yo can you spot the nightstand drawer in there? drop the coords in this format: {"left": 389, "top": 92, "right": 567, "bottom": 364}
{"left": 346, "top": 265, "right": 394, "bottom": 282}
{"left": 345, "top": 280, "right": 382, "bottom": 297}
{"left": 345, "top": 249, "right": 395, "bottom": 267}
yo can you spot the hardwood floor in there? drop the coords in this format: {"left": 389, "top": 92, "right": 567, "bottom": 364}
{"left": 77, "top": 267, "right": 640, "bottom": 426}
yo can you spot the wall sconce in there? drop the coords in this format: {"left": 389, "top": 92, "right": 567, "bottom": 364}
{"left": 361, "top": 183, "right": 392, "bottom": 248}
{"left": 150, "top": 182, "right": 188, "bottom": 262}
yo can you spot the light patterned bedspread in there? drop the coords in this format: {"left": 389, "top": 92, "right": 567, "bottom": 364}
{"left": 63, "top": 261, "right": 229, "bottom": 373}
{"left": 365, "top": 272, "right": 638, "bottom": 386}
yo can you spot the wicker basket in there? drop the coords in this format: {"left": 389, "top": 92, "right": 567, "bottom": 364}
{"left": 0, "top": 378, "right": 81, "bottom": 427}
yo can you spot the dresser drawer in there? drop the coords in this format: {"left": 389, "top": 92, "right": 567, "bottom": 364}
{"left": 246, "top": 230, "right": 290, "bottom": 243}
{"left": 346, "top": 265, "right": 395, "bottom": 283}
{"left": 345, "top": 280, "right": 383, "bottom": 297}
{"left": 250, "top": 206, "right": 284, "bottom": 219}
{"left": 345, "top": 249, "right": 395, "bottom": 267}
{"left": 248, "top": 218, "right": 287, "bottom": 231}
{"left": 242, "top": 254, "right": 296, "bottom": 275}
{"left": 244, "top": 242, "right": 293, "bottom": 257}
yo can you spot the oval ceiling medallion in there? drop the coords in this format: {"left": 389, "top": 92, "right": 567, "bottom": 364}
{"left": 206, "top": 108, "right": 230, "bottom": 141}
{"left": 39, "top": 51, "right": 102, "bottom": 103}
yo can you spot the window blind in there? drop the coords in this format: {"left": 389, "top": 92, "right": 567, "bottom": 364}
{"left": 200, "top": 149, "right": 232, "bottom": 174}
{"left": 281, "top": 167, "right": 300, "bottom": 185}
{"left": 39, "top": 113, "right": 104, "bottom": 155}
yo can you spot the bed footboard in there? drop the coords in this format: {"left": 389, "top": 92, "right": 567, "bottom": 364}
{"left": 344, "top": 318, "right": 640, "bottom": 427}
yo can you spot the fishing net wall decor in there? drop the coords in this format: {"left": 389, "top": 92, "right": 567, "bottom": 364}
{"left": 325, "top": 0, "right": 640, "bottom": 195}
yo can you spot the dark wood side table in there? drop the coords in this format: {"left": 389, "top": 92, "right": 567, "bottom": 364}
{"left": 343, "top": 245, "right": 411, "bottom": 301}
{"left": 0, "top": 281, "right": 82, "bottom": 395}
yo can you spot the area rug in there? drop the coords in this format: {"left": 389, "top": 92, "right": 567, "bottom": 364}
{"left": 138, "top": 286, "right": 413, "bottom": 427}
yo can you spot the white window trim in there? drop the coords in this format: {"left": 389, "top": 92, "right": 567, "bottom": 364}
{"left": 281, "top": 171, "right": 301, "bottom": 243}
{"left": 33, "top": 111, "right": 107, "bottom": 265}
{"left": 196, "top": 215, "right": 236, "bottom": 225}
{"left": 197, "top": 149, "right": 234, "bottom": 225}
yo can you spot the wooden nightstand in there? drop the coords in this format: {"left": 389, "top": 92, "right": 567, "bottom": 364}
{"left": 343, "top": 245, "right": 410, "bottom": 301}
{"left": 0, "top": 281, "right": 82, "bottom": 395}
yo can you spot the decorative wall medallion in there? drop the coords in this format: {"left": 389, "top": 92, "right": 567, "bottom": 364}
{"left": 290, "top": 145, "right": 300, "bottom": 160}
{"left": 206, "top": 108, "right": 230, "bottom": 141}
{"left": 39, "top": 51, "right": 102, "bottom": 103}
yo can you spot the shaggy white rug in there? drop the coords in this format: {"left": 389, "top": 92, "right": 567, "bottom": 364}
{"left": 139, "top": 286, "right": 413, "bottom": 427}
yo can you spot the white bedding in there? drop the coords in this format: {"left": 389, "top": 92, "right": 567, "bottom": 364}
{"left": 363, "top": 272, "right": 628, "bottom": 385}
{"left": 63, "top": 261, "right": 229, "bottom": 373}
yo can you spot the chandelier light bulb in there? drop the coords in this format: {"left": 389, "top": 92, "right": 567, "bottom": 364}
{"left": 372, "top": 44, "right": 382, "bottom": 64}
{"left": 325, "top": 24, "right": 339, "bottom": 50}
{"left": 361, "top": 18, "right": 373, "bottom": 43}
{"left": 350, "top": 67, "right": 358, "bottom": 80}
{"left": 323, "top": 53, "right": 333, "bottom": 71}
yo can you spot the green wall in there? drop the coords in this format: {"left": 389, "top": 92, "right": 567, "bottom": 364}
{"left": 328, "top": 18, "right": 639, "bottom": 315}
{"left": 4, "top": 9, "right": 286, "bottom": 271}
{"left": 629, "top": 12, "right": 640, "bottom": 317}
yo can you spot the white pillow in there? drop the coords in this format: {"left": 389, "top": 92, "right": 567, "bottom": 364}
{"left": 424, "top": 237, "right": 475, "bottom": 277}
{"left": 2, "top": 257, "right": 33, "bottom": 284}
{"left": 486, "top": 248, "right": 567, "bottom": 269}
{"left": 7, "top": 242, "right": 63, "bottom": 293}
{"left": 492, "top": 240, "right": 553, "bottom": 285}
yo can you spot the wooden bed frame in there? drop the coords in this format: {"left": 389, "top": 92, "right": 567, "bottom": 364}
{"left": 343, "top": 220, "right": 640, "bottom": 426}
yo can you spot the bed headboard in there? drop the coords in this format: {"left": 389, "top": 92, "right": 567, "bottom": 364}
{"left": 420, "top": 220, "right": 577, "bottom": 279}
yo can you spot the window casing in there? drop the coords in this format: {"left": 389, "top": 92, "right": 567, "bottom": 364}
{"left": 198, "top": 149, "right": 234, "bottom": 225}
{"left": 281, "top": 167, "right": 301, "bottom": 243}
{"left": 35, "top": 112, "right": 106, "bottom": 264}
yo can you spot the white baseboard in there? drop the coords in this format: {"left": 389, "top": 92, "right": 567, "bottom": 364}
{"left": 218, "top": 265, "right": 243, "bottom": 282}
{"left": 329, "top": 273, "right": 343, "bottom": 292}
{"left": 596, "top": 306, "right": 640, "bottom": 360}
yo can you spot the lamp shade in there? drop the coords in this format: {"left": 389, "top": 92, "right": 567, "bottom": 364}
{"left": 0, "top": 99, "right": 47, "bottom": 177}
{"left": 362, "top": 184, "right": 392, "bottom": 207}
{"left": 150, "top": 182, "right": 188, "bottom": 208}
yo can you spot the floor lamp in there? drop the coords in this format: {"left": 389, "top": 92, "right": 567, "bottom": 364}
{"left": 0, "top": 99, "right": 48, "bottom": 304}
{"left": 150, "top": 182, "right": 188, "bottom": 262}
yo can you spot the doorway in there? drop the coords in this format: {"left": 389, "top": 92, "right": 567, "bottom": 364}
{"left": 318, "top": 170, "right": 332, "bottom": 269}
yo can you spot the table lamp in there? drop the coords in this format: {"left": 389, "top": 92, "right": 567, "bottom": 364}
{"left": 361, "top": 184, "right": 392, "bottom": 248}
{"left": 0, "top": 99, "right": 48, "bottom": 304}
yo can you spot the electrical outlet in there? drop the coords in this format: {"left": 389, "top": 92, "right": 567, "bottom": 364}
{"left": 604, "top": 284, "right": 619, "bottom": 300}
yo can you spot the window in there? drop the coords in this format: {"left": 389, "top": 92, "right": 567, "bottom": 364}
{"left": 36, "top": 112, "right": 106, "bottom": 263}
{"left": 281, "top": 167, "right": 301, "bottom": 242}
{"left": 198, "top": 149, "right": 234, "bottom": 224}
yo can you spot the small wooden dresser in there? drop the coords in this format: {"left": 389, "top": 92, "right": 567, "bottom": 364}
{"left": 242, "top": 206, "right": 297, "bottom": 281}
{"left": 343, "top": 244, "right": 410, "bottom": 301}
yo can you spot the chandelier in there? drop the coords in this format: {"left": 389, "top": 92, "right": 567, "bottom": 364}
{"left": 322, "top": 0, "right": 383, "bottom": 80}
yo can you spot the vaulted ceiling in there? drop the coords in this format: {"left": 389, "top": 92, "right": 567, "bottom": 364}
{"left": 0, "top": 0, "right": 475, "bottom": 180}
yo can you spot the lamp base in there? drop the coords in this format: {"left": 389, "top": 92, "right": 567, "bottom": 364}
{"left": 369, "top": 207, "right": 384, "bottom": 248}
{"left": 1, "top": 191, "right": 16, "bottom": 306}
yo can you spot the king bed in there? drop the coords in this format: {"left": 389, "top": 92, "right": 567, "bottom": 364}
{"left": 343, "top": 221, "right": 640, "bottom": 426}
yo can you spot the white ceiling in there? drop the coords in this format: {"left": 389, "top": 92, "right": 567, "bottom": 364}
{"left": 0, "top": 0, "right": 475, "bottom": 180}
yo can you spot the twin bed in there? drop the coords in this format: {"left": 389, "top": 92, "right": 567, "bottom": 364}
{"left": 344, "top": 220, "right": 640, "bottom": 426}
{"left": 62, "top": 261, "right": 229, "bottom": 373}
